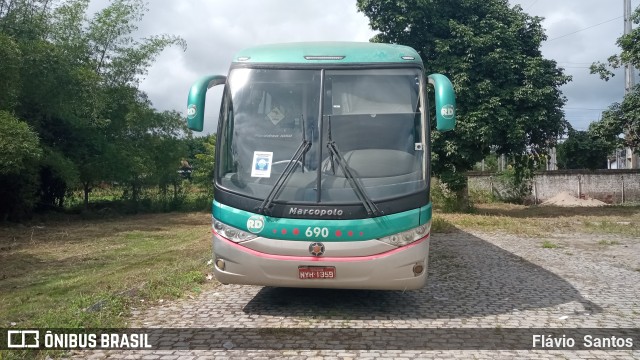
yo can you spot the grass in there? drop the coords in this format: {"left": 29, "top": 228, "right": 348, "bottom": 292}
{"left": 431, "top": 216, "right": 457, "bottom": 233}
{"left": 541, "top": 240, "right": 559, "bottom": 249}
{"left": 0, "top": 212, "right": 214, "bottom": 330}
{"left": 434, "top": 203, "right": 640, "bottom": 237}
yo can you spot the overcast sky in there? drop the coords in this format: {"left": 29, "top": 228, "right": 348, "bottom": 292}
{"left": 88, "top": 0, "right": 640, "bottom": 135}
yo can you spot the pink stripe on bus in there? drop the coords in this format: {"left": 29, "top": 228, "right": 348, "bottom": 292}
{"left": 212, "top": 231, "right": 430, "bottom": 262}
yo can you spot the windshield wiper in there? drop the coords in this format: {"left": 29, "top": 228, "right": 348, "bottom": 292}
{"left": 324, "top": 116, "right": 381, "bottom": 217}
{"left": 257, "top": 139, "right": 311, "bottom": 215}
{"left": 326, "top": 141, "right": 381, "bottom": 217}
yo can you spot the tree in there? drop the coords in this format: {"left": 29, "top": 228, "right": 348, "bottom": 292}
{"left": 588, "top": 87, "right": 640, "bottom": 155}
{"left": 0, "top": 111, "right": 42, "bottom": 219}
{"left": 82, "top": 0, "right": 186, "bottom": 87}
{"left": 0, "top": 0, "right": 52, "bottom": 40}
{"left": 191, "top": 135, "right": 216, "bottom": 196}
{"left": 357, "top": 0, "right": 570, "bottom": 205}
{"left": 142, "top": 110, "right": 189, "bottom": 208}
{"left": 1, "top": 0, "right": 190, "bottom": 216}
{"left": 590, "top": 6, "right": 640, "bottom": 153}
{"left": 590, "top": 6, "right": 640, "bottom": 81}
{"left": 556, "top": 127, "right": 611, "bottom": 170}
{"left": 0, "top": 33, "right": 20, "bottom": 110}
{"left": 0, "top": 111, "right": 41, "bottom": 174}
{"left": 46, "top": 0, "right": 186, "bottom": 207}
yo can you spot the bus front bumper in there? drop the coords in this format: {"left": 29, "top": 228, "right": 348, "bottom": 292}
{"left": 211, "top": 234, "right": 429, "bottom": 290}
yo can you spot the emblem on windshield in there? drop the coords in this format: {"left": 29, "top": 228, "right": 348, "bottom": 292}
{"left": 309, "top": 242, "right": 325, "bottom": 256}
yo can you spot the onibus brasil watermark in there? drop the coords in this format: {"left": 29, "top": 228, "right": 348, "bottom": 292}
{"left": 6, "top": 329, "right": 151, "bottom": 349}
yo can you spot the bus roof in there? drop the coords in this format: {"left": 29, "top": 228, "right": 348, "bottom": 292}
{"left": 232, "top": 42, "right": 423, "bottom": 65}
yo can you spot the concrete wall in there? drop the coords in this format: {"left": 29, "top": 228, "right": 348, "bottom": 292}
{"left": 468, "top": 169, "right": 640, "bottom": 204}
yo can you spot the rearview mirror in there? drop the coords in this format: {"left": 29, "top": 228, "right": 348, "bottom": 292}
{"left": 187, "top": 75, "right": 227, "bottom": 132}
{"left": 428, "top": 74, "right": 456, "bottom": 132}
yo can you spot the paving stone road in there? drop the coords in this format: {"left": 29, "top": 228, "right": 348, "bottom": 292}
{"left": 71, "top": 230, "right": 640, "bottom": 359}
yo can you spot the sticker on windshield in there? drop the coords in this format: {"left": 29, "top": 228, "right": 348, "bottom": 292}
{"left": 251, "top": 151, "right": 273, "bottom": 178}
{"left": 267, "top": 106, "right": 285, "bottom": 125}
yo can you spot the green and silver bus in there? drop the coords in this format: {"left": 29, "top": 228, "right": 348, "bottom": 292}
{"left": 187, "top": 42, "right": 455, "bottom": 290}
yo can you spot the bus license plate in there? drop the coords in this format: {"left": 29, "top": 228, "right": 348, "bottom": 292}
{"left": 298, "top": 266, "right": 336, "bottom": 279}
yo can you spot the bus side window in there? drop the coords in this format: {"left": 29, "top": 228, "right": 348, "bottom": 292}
{"left": 219, "top": 86, "right": 236, "bottom": 174}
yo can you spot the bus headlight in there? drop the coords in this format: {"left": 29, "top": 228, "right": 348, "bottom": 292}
{"left": 212, "top": 218, "right": 257, "bottom": 243}
{"left": 379, "top": 222, "right": 431, "bottom": 247}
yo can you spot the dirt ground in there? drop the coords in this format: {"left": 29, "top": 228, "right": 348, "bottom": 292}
{"left": 452, "top": 203, "right": 640, "bottom": 273}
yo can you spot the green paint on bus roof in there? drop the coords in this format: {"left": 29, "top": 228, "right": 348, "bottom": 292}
{"left": 233, "top": 42, "right": 423, "bottom": 65}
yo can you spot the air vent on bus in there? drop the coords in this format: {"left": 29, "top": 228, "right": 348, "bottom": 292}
{"left": 304, "top": 56, "right": 345, "bottom": 60}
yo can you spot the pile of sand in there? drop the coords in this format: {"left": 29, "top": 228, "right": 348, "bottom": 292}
{"left": 540, "top": 191, "right": 607, "bottom": 207}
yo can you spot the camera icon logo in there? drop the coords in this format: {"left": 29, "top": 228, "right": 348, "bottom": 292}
{"left": 7, "top": 330, "right": 40, "bottom": 348}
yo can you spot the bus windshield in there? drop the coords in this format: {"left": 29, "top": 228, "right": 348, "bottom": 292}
{"left": 216, "top": 67, "right": 425, "bottom": 204}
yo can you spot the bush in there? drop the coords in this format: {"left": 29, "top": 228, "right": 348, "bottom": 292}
{"left": 431, "top": 178, "right": 472, "bottom": 213}
{"left": 469, "top": 188, "right": 496, "bottom": 204}
{"left": 63, "top": 181, "right": 212, "bottom": 216}
{"left": 493, "top": 167, "right": 532, "bottom": 204}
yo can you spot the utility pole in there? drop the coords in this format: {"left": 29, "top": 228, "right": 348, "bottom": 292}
{"left": 624, "top": 0, "right": 635, "bottom": 95}
{"left": 624, "top": 0, "right": 638, "bottom": 168}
